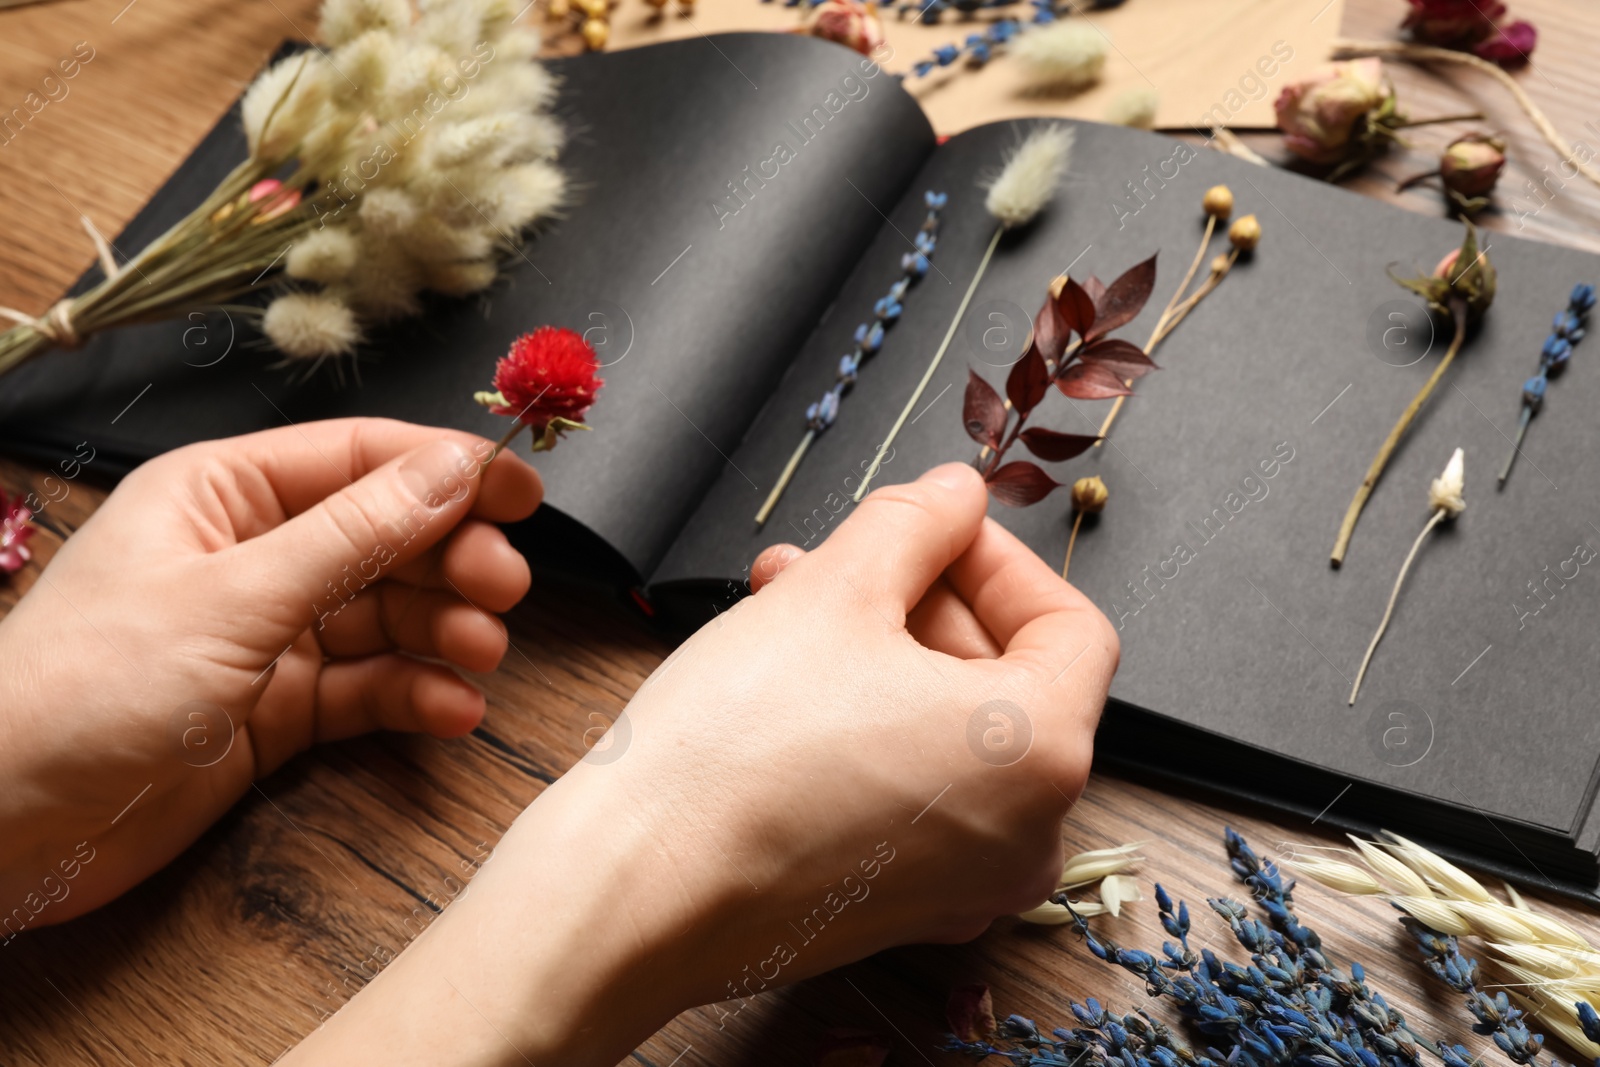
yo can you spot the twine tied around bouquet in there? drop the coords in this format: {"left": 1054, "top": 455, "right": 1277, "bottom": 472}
{"left": 0, "top": 215, "right": 121, "bottom": 349}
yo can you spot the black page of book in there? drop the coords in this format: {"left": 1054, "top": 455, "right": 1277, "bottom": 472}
{"left": 654, "top": 117, "right": 1600, "bottom": 861}
{"left": 0, "top": 34, "right": 934, "bottom": 582}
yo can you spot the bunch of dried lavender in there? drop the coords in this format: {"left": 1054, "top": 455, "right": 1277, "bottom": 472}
{"left": 940, "top": 829, "right": 1588, "bottom": 1067}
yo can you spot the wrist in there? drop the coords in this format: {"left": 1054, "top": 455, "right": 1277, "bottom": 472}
{"left": 286, "top": 769, "right": 723, "bottom": 1066}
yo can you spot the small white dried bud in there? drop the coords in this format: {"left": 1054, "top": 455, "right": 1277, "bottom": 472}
{"left": 1428, "top": 447, "right": 1466, "bottom": 517}
{"left": 262, "top": 292, "right": 360, "bottom": 359}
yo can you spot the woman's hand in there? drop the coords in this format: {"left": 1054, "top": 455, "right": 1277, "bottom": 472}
{"left": 291, "top": 462, "right": 1118, "bottom": 1067}
{"left": 0, "top": 418, "right": 541, "bottom": 924}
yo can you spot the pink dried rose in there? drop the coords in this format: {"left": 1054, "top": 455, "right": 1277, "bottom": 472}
{"left": 810, "top": 0, "right": 885, "bottom": 57}
{"left": 1401, "top": 0, "right": 1537, "bottom": 66}
{"left": 1473, "top": 18, "right": 1537, "bottom": 65}
{"left": 0, "top": 490, "right": 35, "bottom": 574}
{"left": 1274, "top": 58, "right": 1397, "bottom": 168}
{"left": 1403, "top": 0, "right": 1504, "bottom": 49}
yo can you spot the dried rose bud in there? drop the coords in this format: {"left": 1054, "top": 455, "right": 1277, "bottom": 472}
{"left": 1274, "top": 58, "right": 1397, "bottom": 168}
{"left": 1392, "top": 221, "right": 1496, "bottom": 322}
{"left": 1441, "top": 132, "right": 1506, "bottom": 199}
{"left": 1228, "top": 214, "right": 1261, "bottom": 252}
{"left": 810, "top": 0, "right": 885, "bottom": 57}
{"left": 1202, "top": 185, "right": 1234, "bottom": 219}
{"left": 1071, "top": 475, "right": 1109, "bottom": 513}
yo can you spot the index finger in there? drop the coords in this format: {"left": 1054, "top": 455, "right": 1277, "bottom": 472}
{"left": 187, "top": 417, "right": 542, "bottom": 524}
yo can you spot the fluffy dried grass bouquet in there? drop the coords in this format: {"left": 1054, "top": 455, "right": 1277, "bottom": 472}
{"left": 0, "top": 0, "right": 564, "bottom": 376}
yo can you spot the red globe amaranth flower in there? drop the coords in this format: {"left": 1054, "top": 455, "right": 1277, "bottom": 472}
{"left": 0, "top": 490, "right": 35, "bottom": 574}
{"left": 1473, "top": 19, "right": 1536, "bottom": 65}
{"left": 487, "top": 326, "right": 604, "bottom": 427}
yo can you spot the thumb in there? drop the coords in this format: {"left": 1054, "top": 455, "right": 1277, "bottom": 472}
{"left": 233, "top": 438, "right": 487, "bottom": 623}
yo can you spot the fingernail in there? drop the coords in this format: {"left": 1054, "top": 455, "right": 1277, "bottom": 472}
{"left": 923, "top": 463, "right": 977, "bottom": 491}
{"left": 400, "top": 440, "right": 474, "bottom": 506}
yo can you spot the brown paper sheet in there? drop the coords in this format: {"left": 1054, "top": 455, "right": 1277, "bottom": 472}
{"left": 602, "top": 0, "right": 1345, "bottom": 133}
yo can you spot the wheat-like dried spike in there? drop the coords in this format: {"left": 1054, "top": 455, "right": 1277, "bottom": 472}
{"left": 1380, "top": 831, "right": 1495, "bottom": 902}
{"left": 1392, "top": 895, "right": 1475, "bottom": 936}
{"left": 1283, "top": 854, "right": 1388, "bottom": 896}
{"left": 1348, "top": 835, "right": 1435, "bottom": 897}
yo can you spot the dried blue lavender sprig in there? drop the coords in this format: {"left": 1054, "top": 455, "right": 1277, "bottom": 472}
{"left": 948, "top": 829, "right": 1467, "bottom": 1067}
{"left": 752, "top": 190, "right": 946, "bottom": 526}
{"left": 1498, "top": 282, "right": 1595, "bottom": 487}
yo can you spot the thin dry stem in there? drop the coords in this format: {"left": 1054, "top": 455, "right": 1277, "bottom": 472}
{"left": 1062, "top": 510, "right": 1085, "bottom": 580}
{"left": 1349, "top": 507, "right": 1446, "bottom": 705}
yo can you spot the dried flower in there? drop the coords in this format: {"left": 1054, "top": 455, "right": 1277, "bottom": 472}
{"left": 1202, "top": 185, "right": 1234, "bottom": 219}
{"left": 1227, "top": 214, "right": 1261, "bottom": 252}
{"left": 756, "top": 191, "right": 947, "bottom": 525}
{"left": 1275, "top": 58, "right": 1397, "bottom": 167}
{"left": 809, "top": 0, "right": 885, "bottom": 57}
{"left": 858, "top": 130, "right": 1073, "bottom": 499}
{"left": 1474, "top": 19, "right": 1536, "bottom": 65}
{"left": 1104, "top": 86, "right": 1159, "bottom": 129}
{"left": 953, "top": 827, "right": 1586, "bottom": 1067}
{"left": 1498, "top": 283, "right": 1591, "bottom": 486}
{"left": 1333, "top": 223, "right": 1494, "bottom": 564}
{"left": 1018, "top": 842, "right": 1143, "bottom": 925}
{"left": 0, "top": 490, "right": 35, "bottom": 574}
{"left": 475, "top": 326, "right": 604, "bottom": 452}
{"left": 1402, "top": 0, "right": 1537, "bottom": 66}
{"left": 1441, "top": 132, "right": 1507, "bottom": 198}
{"left": 1349, "top": 447, "right": 1464, "bottom": 704}
{"left": 1012, "top": 20, "right": 1106, "bottom": 94}
{"left": 1070, "top": 475, "right": 1108, "bottom": 513}
{"left": 0, "top": 0, "right": 567, "bottom": 375}
{"left": 261, "top": 292, "right": 361, "bottom": 361}
{"left": 984, "top": 125, "right": 1075, "bottom": 229}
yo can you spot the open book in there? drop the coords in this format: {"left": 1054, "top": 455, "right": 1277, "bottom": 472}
{"left": 5, "top": 33, "right": 1600, "bottom": 900}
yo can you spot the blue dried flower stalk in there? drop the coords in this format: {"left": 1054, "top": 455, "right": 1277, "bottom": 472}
{"left": 753, "top": 191, "right": 947, "bottom": 526}
{"left": 901, "top": 0, "right": 1126, "bottom": 75}
{"left": 943, "top": 829, "right": 1597, "bottom": 1067}
{"left": 1499, "top": 283, "right": 1594, "bottom": 487}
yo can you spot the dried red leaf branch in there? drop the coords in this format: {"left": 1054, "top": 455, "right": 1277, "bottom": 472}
{"left": 963, "top": 255, "right": 1158, "bottom": 506}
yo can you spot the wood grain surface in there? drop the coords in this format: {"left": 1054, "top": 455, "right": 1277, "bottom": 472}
{"left": 2, "top": 1, "right": 1600, "bottom": 1065}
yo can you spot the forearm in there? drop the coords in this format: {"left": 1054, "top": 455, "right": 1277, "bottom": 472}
{"left": 282, "top": 774, "right": 712, "bottom": 1067}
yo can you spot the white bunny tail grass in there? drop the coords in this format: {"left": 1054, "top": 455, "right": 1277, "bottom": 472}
{"left": 1013, "top": 21, "right": 1107, "bottom": 95}
{"left": 1105, "top": 87, "right": 1159, "bottom": 129}
{"left": 985, "top": 124, "right": 1074, "bottom": 229}
{"left": 262, "top": 292, "right": 361, "bottom": 359}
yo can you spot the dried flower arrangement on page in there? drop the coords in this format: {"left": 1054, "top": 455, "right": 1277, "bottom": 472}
{"left": 0, "top": 0, "right": 564, "bottom": 377}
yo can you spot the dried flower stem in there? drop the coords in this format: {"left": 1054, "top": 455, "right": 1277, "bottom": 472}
{"left": 1062, "top": 511, "right": 1085, "bottom": 579}
{"left": 1349, "top": 507, "right": 1447, "bottom": 705}
{"left": 856, "top": 225, "right": 1003, "bottom": 501}
{"left": 1331, "top": 300, "right": 1467, "bottom": 566}
{"left": 1094, "top": 249, "right": 1236, "bottom": 444}
{"left": 1335, "top": 38, "right": 1600, "bottom": 193}
{"left": 755, "top": 430, "right": 816, "bottom": 526}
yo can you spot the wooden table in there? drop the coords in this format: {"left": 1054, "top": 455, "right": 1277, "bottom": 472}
{"left": 3, "top": 1, "right": 1600, "bottom": 1064}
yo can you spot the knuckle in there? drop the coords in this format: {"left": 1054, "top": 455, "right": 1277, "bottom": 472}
{"left": 316, "top": 489, "right": 391, "bottom": 558}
